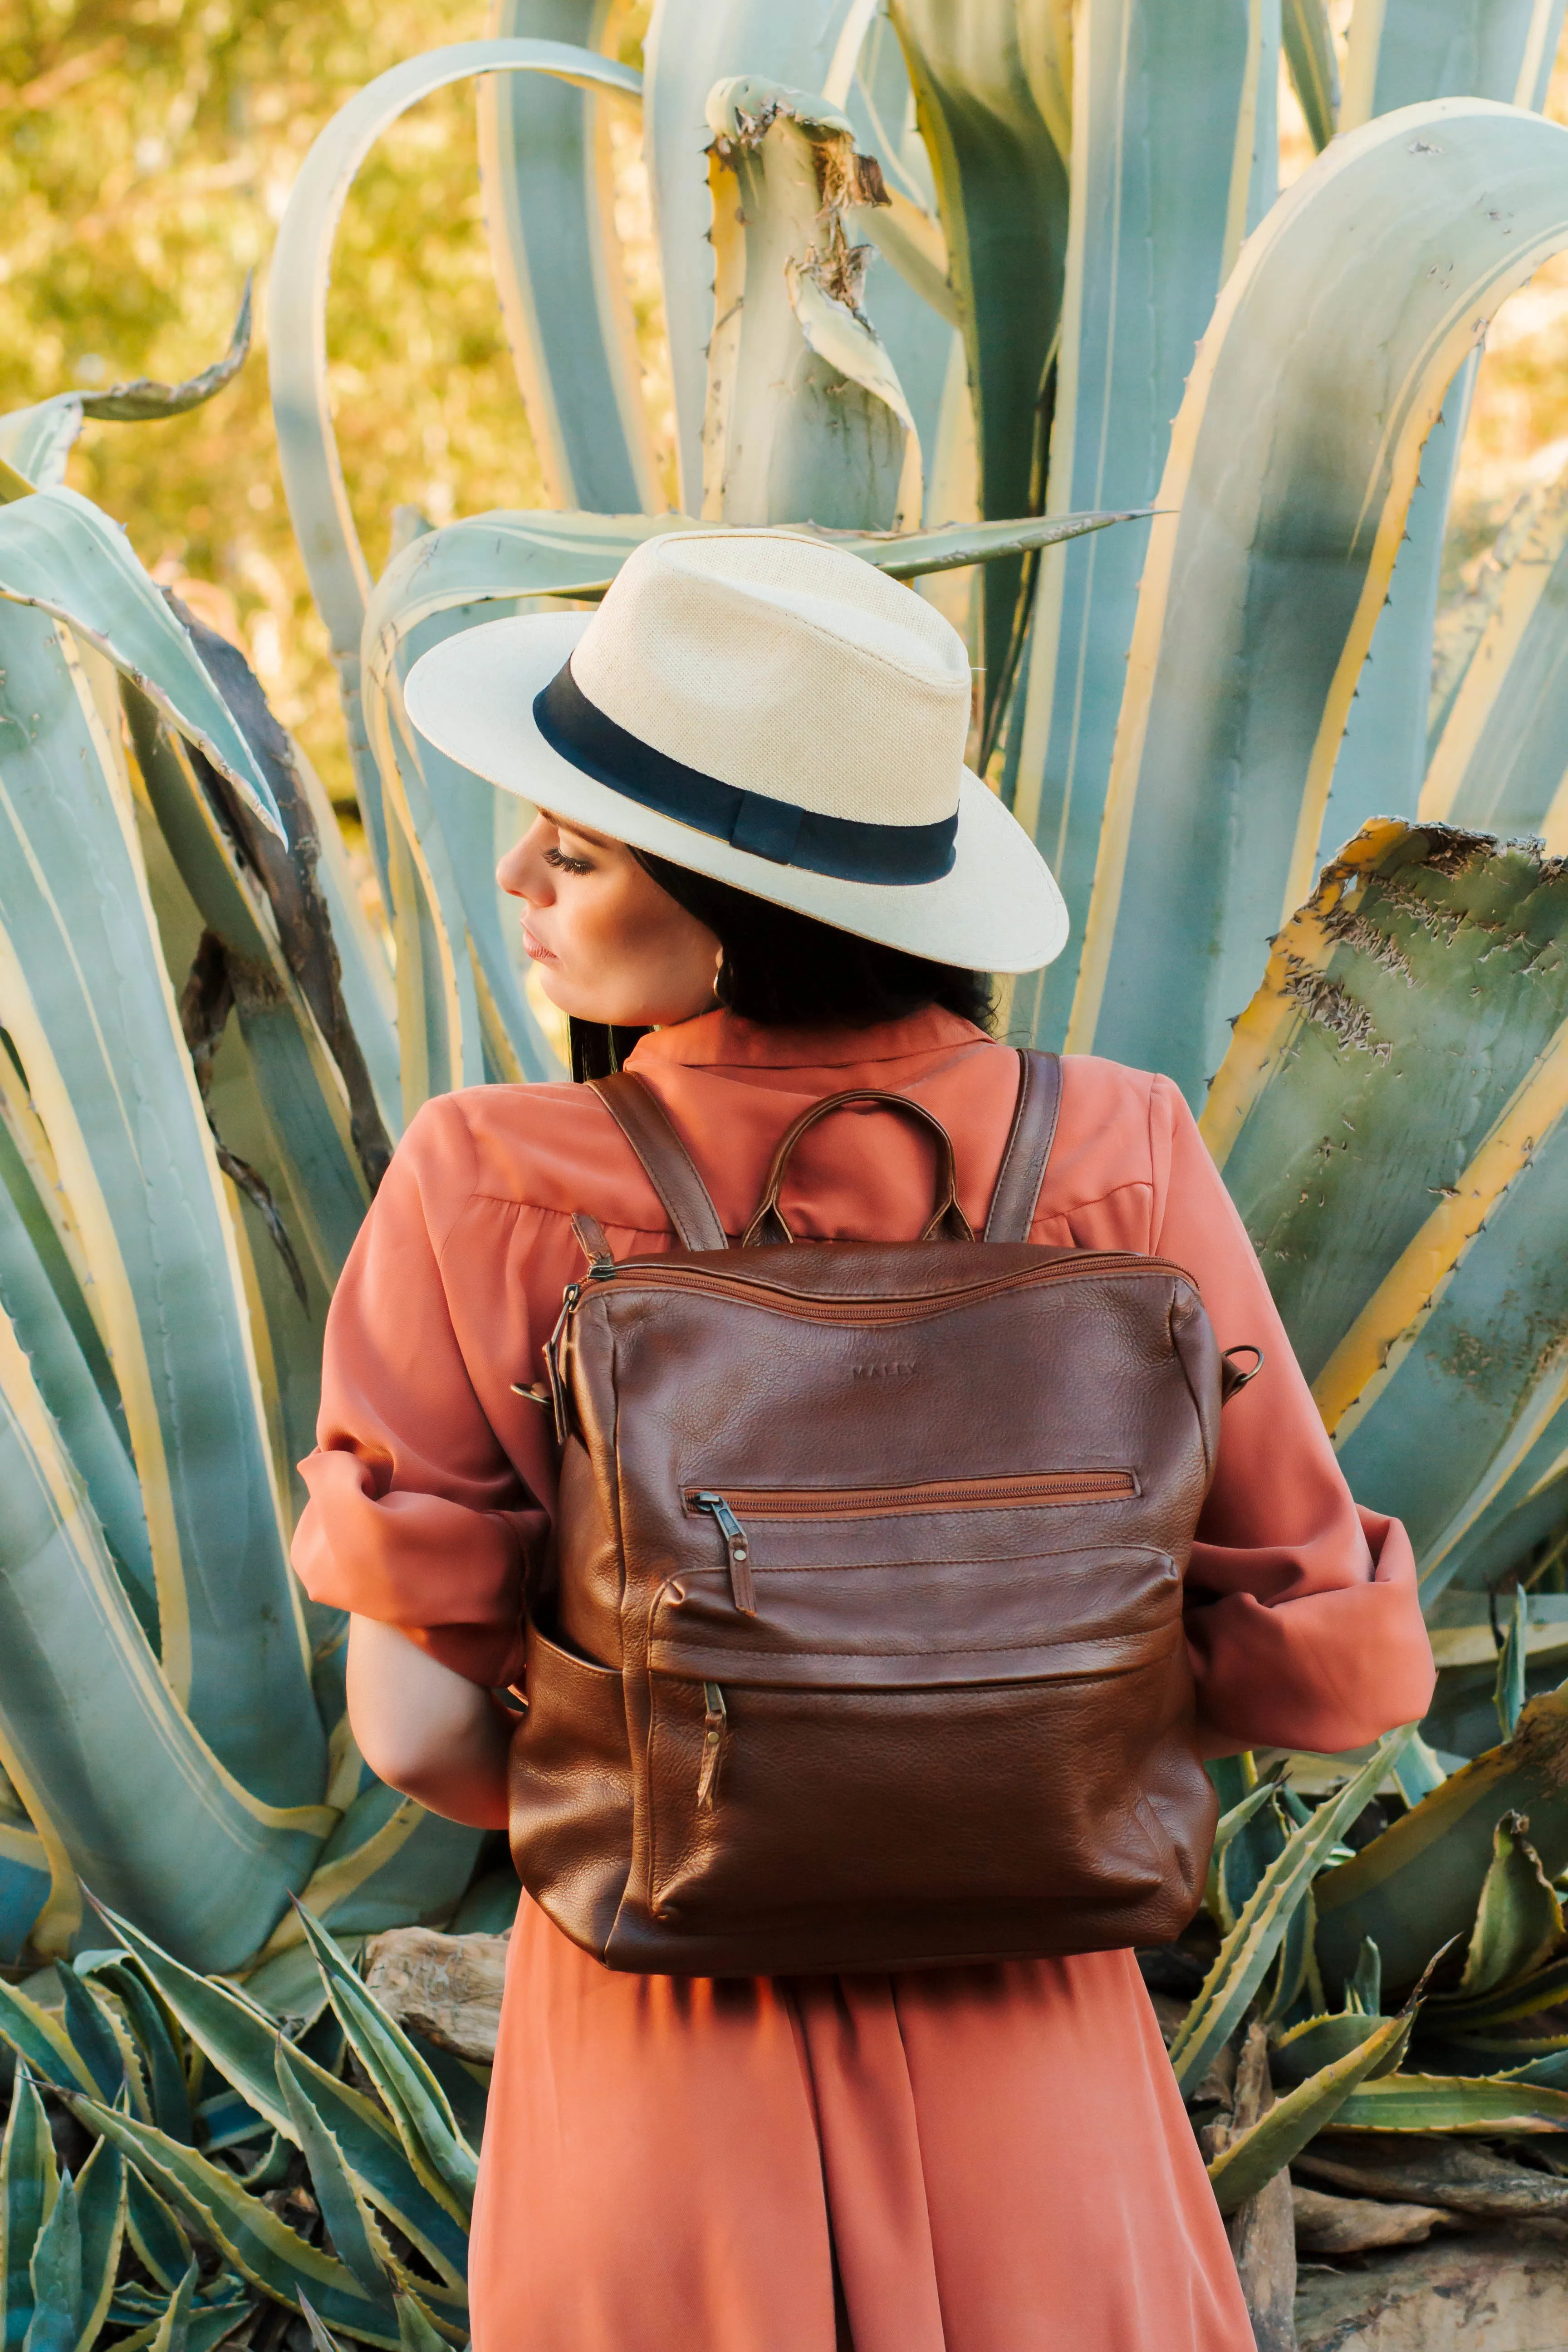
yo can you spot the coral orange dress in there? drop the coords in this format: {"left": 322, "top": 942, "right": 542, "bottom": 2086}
{"left": 293, "top": 1008, "right": 1436, "bottom": 2352}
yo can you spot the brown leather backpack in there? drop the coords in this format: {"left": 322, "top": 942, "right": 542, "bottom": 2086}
{"left": 508, "top": 1049, "right": 1254, "bottom": 1976}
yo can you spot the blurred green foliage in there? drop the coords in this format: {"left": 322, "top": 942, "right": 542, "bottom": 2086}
{"left": 0, "top": 0, "right": 643, "bottom": 810}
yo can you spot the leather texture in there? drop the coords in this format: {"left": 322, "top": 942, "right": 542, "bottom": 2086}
{"left": 591, "top": 1070, "right": 726, "bottom": 1248}
{"left": 983, "top": 1046, "right": 1063, "bottom": 1243}
{"left": 510, "top": 1049, "right": 1224, "bottom": 1975}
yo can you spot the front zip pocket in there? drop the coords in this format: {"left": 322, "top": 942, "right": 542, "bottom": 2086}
{"left": 682, "top": 1475, "right": 1138, "bottom": 1617}
{"left": 644, "top": 1554, "right": 1187, "bottom": 1924}
{"left": 685, "top": 1471, "right": 1135, "bottom": 1528}
{"left": 648, "top": 1475, "right": 1176, "bottom": 1928}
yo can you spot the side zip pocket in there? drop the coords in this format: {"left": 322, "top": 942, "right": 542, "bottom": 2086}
{"left": 697, "top": 1682, "right": 727, "bottom": 1809}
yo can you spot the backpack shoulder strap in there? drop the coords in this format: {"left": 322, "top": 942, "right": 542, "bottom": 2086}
{"left": 982, "top": 1050, "right": 1063, "bottom": 1244}
{"left": 589, "top": 1071, "right": 727, "bottom": 1250}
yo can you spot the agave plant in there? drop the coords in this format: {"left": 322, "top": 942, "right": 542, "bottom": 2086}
{"left": 258, "top": 0, "right": 1568, "bottom": 2256}
{"left": 9, "top": 0, "right": 1568, "bottom": 2332}
{"left": 0, "top": 387, "right": 503, "bottom": 1989}
{"left": 0, "top": 12, "right": 1125, "bottom": 2002}
{"left": 0, "top": 1902, "right": 483, "bottom": 2346}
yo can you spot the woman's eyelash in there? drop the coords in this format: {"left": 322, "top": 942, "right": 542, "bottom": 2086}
{"left": 544, "top": 845, "right": 593, "bottom": 875}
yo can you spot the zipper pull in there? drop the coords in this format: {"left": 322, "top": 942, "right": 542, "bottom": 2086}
{"left": 571, "top": 1213, "right": 617, "bottom": 1276}
{"left": 693, "top": 1492, "right": 757, "bottom": 1615}
{"left": 697, "top": 1681, "right": 727, "bottom": 1809}
{"left": 541, "top": 1281, "right": 580, "bottom": 1446}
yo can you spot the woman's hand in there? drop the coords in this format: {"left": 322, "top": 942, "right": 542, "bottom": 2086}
{"left": 345, "top": 1616, "right": 512, "bottom": 1829}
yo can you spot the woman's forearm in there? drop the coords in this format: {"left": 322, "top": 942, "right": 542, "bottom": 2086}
{"left": 345, "top": 1616, "right": 512, "bottom": 1829}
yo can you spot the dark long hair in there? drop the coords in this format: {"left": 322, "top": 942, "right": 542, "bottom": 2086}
{"left": 567, "top": 854, "right": 993, "bottom": 1081}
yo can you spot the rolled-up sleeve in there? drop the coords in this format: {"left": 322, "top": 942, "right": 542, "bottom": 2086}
{"left": 1150, "top": 1078, "right": 1436, "bottom": 1754}
{"left": 291, "top": 1098, "right": 537, "bottom": 1688}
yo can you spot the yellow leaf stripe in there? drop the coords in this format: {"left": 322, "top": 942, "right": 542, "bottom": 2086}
{"left": 1310, "top": 1007, "right": 1568, "bottom": 1443}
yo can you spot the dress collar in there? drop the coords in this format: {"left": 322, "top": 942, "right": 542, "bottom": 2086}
{"left": 627, "top": 1006, "right": 988, "bottom": 1070}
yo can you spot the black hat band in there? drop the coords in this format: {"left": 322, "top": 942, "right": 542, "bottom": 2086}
{"left": 532, "top": 659, "right": 958, "bottom": 885}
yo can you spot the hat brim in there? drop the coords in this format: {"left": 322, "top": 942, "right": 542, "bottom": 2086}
{"left": 403, "top": 610, "right": 1069, "bottom": 974}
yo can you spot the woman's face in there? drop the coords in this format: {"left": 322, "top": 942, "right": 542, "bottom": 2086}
{"left": 496, "top": 811, "right": 722, "bottom": 1027}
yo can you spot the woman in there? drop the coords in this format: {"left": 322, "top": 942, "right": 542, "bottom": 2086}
{"left": 293, "top": 528, "right": 1436, "bottom": 2352}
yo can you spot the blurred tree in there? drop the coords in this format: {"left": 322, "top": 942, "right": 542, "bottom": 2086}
{"left": 0, "top": 0, "right": 659, "bottom": 813}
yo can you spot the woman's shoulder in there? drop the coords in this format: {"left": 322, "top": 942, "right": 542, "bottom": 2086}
{"left": 1058, "top": 1052, "right": 1185, "bottom": 1145}
{"left": 1046, "top": 1054, "right": 1191, "bottom": 1227}
{"left": 389, "top": 1080, "right": 664, "bottom": 1230}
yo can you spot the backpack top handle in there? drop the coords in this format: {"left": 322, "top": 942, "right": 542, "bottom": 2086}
{"left": 742, "top": 1088, "right": 973, "bottom": 1246}
{"left": 591, "top": 1048, "right": 1062, "bottom": 1252}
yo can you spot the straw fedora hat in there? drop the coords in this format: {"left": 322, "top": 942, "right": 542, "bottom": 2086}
{"left": 404, "top": 527, "right": 1068, "bottom": 973}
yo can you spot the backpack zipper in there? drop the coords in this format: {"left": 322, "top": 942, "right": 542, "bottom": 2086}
{"left": 691, "top": 1493, "right": 758, "bottom": 1614}
{"left": 557, "top": 1251, "right": 1192, "bottom": 1331}
{"left": 539, "top": 1283, "right": 579, "bottom": 1443}
{"left": 684, "top": 1472, "right": 1134, "bottom": 1613}
{"left": 543, "top": 1256, "right": 1192, "bottom": 1428}
{"left": 696, "top": 1681, "right": 728, "bottom": 1809}
{"left": 685, "top": 1471, "right": 1136, "bottom": 1522}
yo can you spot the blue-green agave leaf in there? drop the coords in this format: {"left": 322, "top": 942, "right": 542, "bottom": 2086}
{"left": 1072, "top": 101, "right": 1568, "bottom": 1101}
{"left": 93, "top": 1905, "right": 290, "bottom": 2133}
{"left": 0, "top": 1981, "right": 98, "bottom": 2100}
{"left": 1497, "top": 1588, "right": 1530, "bottom": 1740}
{"left": 393, "top": 2292, "right": 448, "bottom": 2352}
{"left": 79, "top": 284, "right": 252, "bottom": 426}
{"left": 2, "top": 2068, "right": 57, "bottom": 2352}
{"left": 643, "top": 0, "right": 877, "bottom": 510}
{"left": 1204, "top": 826, "right": 1568, "bottom": 1605}
{"left": 269, "top": 38, "right": 641, "bottom": 891}
{"left": 0, "top": 1153, "right": 154, "bottom": 1636}
{"left": 1216, "top": 1786, "right": 1289, "bottom": 1936}
{"left": 292, "top": 1908, "right": 477, "bottom": 2222}
{"left": 1270, "top": 2009, "right": 1387, "bottom": 2086}
{"left": 1347, "top": 1938, "right": 1383, "bottom": 2019}
{"left": 62, "top": 2098, "right": 408, "bottom": 2348}
{"left": 123, "top": 2171, "right": 191, "bottom": 2295}
{"left": 1169, "top": 1730, "right": 1411, "bottom": 2096}
{"left": 0, "top": 487, "right": 281, "bottom": 838}
{"left": 54, "top": 1963, "right": 124, "bottom": 2102}
{"left": 79, "top": 1961, "right": 192, "bottom": 2143}
{"left": 0, "top": 605, "right": 331, "bottom": 1898}
{"left": 1314, "top": 1685, "right": 1568, "bottom": 1991}
{"left": 1207, "top": 2004, "right": 1416, "bottom": 2213}
{"left": 1341, "top": 0, "right": 1564, "bottom": 125}
{"left": 194, "top": 2091, "right": 270, "bottom": 2156}
{"left": 1392, "top": 1735, "right": 1448, "bottom": 1808}
{"left": 1329, "top": 2070, "right": 1568, "bottom": 2131}
{"left": 275, "top": 2040, "right": 398, "bottom": 2308}
{"left": 0, "top": 288, "right": 252, "bottom": 492}
{"left": 1452, "top": 1810, "right": 1564, "bottom": 2001}
{"left": 71, "top": 2135, "right": 125, "bottom": 2352}
{"left": 22, "top": 2172, "right": 80, "bottom": 2352}
{"left": 234, "top": 2136, "right": 291, "bottom": 2192}
{"left": 478, "top": 1, "right": 658, "bottom": 515}
{"left": 1012, "top": 0, "right": 1274, "bottom": 1047}
{"left": 98, "top": 1906, "right": 465, "bottom": 2283}
{"left": 299, "top": 2299, "right": 352, "bottom": 2352}
{"left": 1282, "top": 0, "right": 1339, "bottom": 149}
{"left": 1321, "top": 4, "right": 1555, "bottom": 869}
{"left": 883, "top": 0, "right": 1071, "bottom": 734}
{"left": 147, "top": 2266, "right": 199, "bottom": 2352}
